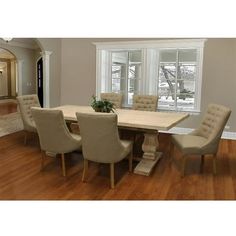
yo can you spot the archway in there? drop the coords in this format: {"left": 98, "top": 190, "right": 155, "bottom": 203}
{"left": 0, "top": 38, "right": 52, "bottom": 107}
{"left": 0, "top": 48, "right": 17, "bottom": 100}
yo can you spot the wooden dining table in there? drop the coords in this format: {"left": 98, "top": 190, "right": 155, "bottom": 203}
{"left": 54, "top": 105, "right": 189, "bottom": 176}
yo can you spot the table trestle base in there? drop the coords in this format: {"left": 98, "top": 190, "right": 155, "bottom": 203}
{"left": 134, "top": 152, "right": 162, "bottom": 176}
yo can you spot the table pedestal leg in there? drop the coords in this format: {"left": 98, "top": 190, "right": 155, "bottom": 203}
{"left": 134, "top": 131, "right": 162, "bottom": 176}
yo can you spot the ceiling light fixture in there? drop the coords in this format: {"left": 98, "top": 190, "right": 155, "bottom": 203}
{"left": 2, "top": 38, "right": 13, "bottom": 43}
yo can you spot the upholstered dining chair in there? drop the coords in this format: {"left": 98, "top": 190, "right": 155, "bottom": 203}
{"left": 100, "top": 92, "right": 123, "bottom": 108}
{"left": 76, "top": 112, "right": 133, "bottom": 188}
{"left": 16, "top": 94, "right": 41, "bottom": 145}
{"left": 171, "top": 103, "right": 231, "bottom": 177}
{"left": 31, "top": 107, "right": 82, "bottom": 177}
{"left": 132, "top": 95, "right": 158, "bottom": 111}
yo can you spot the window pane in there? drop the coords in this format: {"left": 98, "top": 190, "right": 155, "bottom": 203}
{"left": 178, "top": 49, "right": 197, "bottom": 62}
{"left": 128, "top": 51, "right": 142, "bottom": 105}
{"left": 111, "top": 50, "right": 142, "bottom": 106}
{"left": 158, "top": 49, "right": 198, "bottom": 111}
{"left": 158, "top": 49, "right": 177, "bottom": 109}
{"left": 111, "top": 52, "right": 127, "bottom": 93}
{"left": 177, "top": 49, "right": 197, "bottom": 110}
{"left": 158, "top": 92, "right": 175, "bottom": 109}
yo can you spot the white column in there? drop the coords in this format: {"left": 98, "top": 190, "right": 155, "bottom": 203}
{"left": 40, "top": 51, "right": 52, "bottom": 108}
{"left": 16, "top": 59, "right": 24, "bottom": 96}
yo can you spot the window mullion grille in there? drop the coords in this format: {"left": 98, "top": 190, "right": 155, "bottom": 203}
{"left": 108, "top": 51, "right": 112, "bottom": 92}
{"left": 174, "top": 50, "right": 179, "bottom": 111}
{"left": 125, "top": 52, "right": 129, "bottom": 106}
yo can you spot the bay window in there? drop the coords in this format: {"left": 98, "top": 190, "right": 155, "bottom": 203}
{"left": 95, "top": 39, "right": 205, "bottom": 112}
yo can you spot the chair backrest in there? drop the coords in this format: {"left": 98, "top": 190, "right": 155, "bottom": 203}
{"left": 76, "top": 112, "right": 124, "bottom": 163}
{"left": 132, "top": 95, "right": 158, "bottom": 111}
{"left": 192, "top": 103, "right": 231, "bottom": 151}
{"left": 16, "top": 94, "right": 40, "bottom": 132}
{"left": 31, "top": 107, "right": 80, "bottom": 153}
{"left": 100, "top": 93, "right": 123, "bottom": 108}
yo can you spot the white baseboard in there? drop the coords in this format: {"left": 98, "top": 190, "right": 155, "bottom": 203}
{"left": 222, "top": 131, "right": 236, "bottom": 140}
{"left": 160, "top": 127, "right": 236, "bottom": 140}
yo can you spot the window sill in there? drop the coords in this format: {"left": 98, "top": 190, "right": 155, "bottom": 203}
{"left": 120, "top": 106, "right": 201, "bottom": 115}
{"left": 158, "top": 108, "right": 201, "bottom": 115}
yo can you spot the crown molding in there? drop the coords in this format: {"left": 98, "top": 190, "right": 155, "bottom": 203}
{"left": 0, "top": 39, "right": 39, "bottom": 50}
{"left": 93, "top": 39, "right": 207, "bottom": 50}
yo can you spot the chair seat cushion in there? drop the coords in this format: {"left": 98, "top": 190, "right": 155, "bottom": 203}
{"left": 120, "top": 139, "right": 133, "bottom": 159}
{"left": 70, "top": 133, "right": 82, "bottom": 151}
{"left": 71, "top": 133, "right": 82, "bottom": 142}
{"left": 171, "top": 134, "right": 208, "bottom": 155}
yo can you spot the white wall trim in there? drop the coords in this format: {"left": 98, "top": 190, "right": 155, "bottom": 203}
{"left": 40, "top": 51, "right": 52, "bottom": 108}
{"left": 16, "top": 59, "right": 23, "bottom": 96}
{"left": 96, "top": 49, "right": 102, "bottom": 98}
{"left": 95, "top": 39, "right": 206, "bottom": 112}
{"left": 93, "top": 39, "right": 207, "bottom": 50}
{"left": 160, "top": 127, "right": 236, "bottom": 140}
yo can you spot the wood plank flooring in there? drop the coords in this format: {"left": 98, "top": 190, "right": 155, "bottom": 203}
{"left": 0, "top": 130, "right": 236, "bottom": 200}
{"left": 0, "top": 101, "right": 17, "bottom": 115}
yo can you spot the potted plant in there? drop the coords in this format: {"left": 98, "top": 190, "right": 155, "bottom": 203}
{"left": 91, "top": 95, "right": 115, "bottom": 113}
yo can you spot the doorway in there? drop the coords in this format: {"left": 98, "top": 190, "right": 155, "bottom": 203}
{"left": 0, "top": 48, "right": 17, "bottom": 100}
{"left": 37, "top": 57, "right": 43, "bottom": 107}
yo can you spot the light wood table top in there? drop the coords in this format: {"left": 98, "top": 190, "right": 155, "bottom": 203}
{"left": 55, "top": 105, "right": 189, "bottom": 131}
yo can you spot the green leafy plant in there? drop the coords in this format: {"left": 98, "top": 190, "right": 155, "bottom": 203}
{"left": 91, "top": 95, "right": 115, "bottom": 113}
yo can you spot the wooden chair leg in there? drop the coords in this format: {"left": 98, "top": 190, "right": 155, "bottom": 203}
{"left": 110, "top": 163, "right": 115, "bottom": 189}
{"left": 128, "top": 151, "right": 133, "bottom": 172}
{"left": 41, "top": 151, "right": 45, "bottom": 171}
{"left": 200, "top": 155, "right": 205, "bottom": 173}
{"left": 61, "top": 153, "right": 66, "bottom": 177}
{"left": 82, "top": 159, "right": 88, "bottom": 182}
{"left": 213, "top": 154, "right": 217, "bottom": 175}
{"left": 181, "top": 155, "right": 186, "bottom": 178}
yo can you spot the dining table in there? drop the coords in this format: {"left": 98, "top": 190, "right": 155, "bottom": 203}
{"left": 54, "top": 105, "right": 189, "bottom": 176}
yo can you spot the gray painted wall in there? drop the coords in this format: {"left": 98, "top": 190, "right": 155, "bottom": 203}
{"left": 0, "top": 43, "right": 37, "bottom": 95}
{"left": 1, "top": 38, "right": 234, "bottom": 132}
{"left": 0, "top": 38, "right": 61, "bottom": 108}
{"left": 60, "top": 38, "right": 236, "bottom": 132}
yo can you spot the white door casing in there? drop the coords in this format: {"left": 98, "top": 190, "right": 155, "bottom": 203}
{"left": 40, "top": 51, "right": 52, "bottom": 108}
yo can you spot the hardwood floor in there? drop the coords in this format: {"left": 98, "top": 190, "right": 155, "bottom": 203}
{"left": 0, "top": 101, "right": 17, "bottom": 116}
{"left": 0, "top": 129, "right": 236, "bottom": 200}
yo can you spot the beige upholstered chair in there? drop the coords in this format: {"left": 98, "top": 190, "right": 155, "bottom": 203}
{"left": 16, "top": 94, "right": 41, "bottom": 144}
{"left": 100, "top": 92, "right": 123, "bottom": 108}
{"left": 171, "top": 103, "right": 231, "bottom": 177}
{"left": 31, "top": 107, "right": 82, "bottom": 177}
{"left": 132, "top": 95, "right": 158, "bottom": 111}
{"left": 76, "top": 112, "right": 133, "bottom": 188}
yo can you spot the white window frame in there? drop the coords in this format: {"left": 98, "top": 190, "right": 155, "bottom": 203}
{"left": 94, "top": 39, "right": 206, "bottom": 113}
